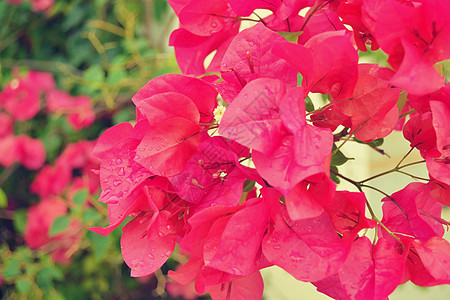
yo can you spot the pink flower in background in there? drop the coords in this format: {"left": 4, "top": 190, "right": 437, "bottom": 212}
{"left": 24, "top": 197, "right": 82, "bottom": 264}
{"left": 0, "top": 70, "right": 54, "bottom": 121}
{"left": 47, "top": 90, "right": 95, "bottom": 131}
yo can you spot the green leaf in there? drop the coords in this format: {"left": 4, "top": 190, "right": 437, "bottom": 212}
{"left": 330, "top": 166, "right": 341, "bottom": 184}
{"left": 331, "top": 144, "right": 353, "bottom": 166}
{"left": 83, "top": 65, "right": 105, "bottom": 83}
{"left": 86, "top": 231, "right": 111, "bottom": 260}
{"left": 49, "top": 216, "right": 70, "bottom": 237}
{"left": 82, "top": 208, "right": 102, "bottom": 223}
{"left": 13, "top": 209, "right": 27, "bottom": 235}
{"left": 16, "top": 278, "right": 32, "bottom": 294}
{"left": 331, "top": 151, "right": 352, "bottom": 166}
{"left": 37, "top": 267, "right": 63, "bottom": 291}
{"left": 1, "top": 258, "right": 21, "bottom": 279}
{"left": 107, "top": 70, "right": 127, "bottom": 85}
{"left": 354, "top": 137, "right": 384, "bottom": 147}
{"left": 73, "top": 189, "right": 88, "bottom": 207}
{"left": 305, "top": 96, "right": 315, "bottom": 112}
{"left": 0, "top": 187, "right": 7, "bottom": 208}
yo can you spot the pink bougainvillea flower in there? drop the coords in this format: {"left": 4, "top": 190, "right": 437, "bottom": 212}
{"left": 284, "top": 173, "right": 336, "bottom": 221}
{"left": 133, "top": 73, "right": 218, "bottom": 124}
{"left": 252, "top": 104, "right": 333, "bottom": 193}
{"left": 168, "top": 137, "right": 253, "bottom": 208}
{"left": 0, "top": 135, "right": 18, "bottom": 168}
{"left": 325, "top": 191, "right": 377, "bottom": 242}
{"left": 380, "top": 182, "right": 444, "bottom": 244}
{"left": 273, "top": 30, "right": 358, "bottom": 100}
{"left": 0, "top": 134, "right": 45, "bottom": 170}
{"left": 207, "top": 271, "right": 264, "bottom": 300}
{"left": 121, "top": 210, "right": 177, "bottom": 277}
{"left": 430, "top": 100, "right": 450, "bottom": 158}
{"left": 218, "top": 23, "right": 297, "bottom": 102}
{"left": 135, "top": 117, "right": 201, "bottom": 177}
{"left": 177, "top": 0, "right": 232, "bottom": 37}
{"left": 203, "top": 198, "right": 269, "bottom": 276}
{"left": 97, "top": 137, "right": 152, "bottom": 204}
{"left": 15, "top": 135, "right": 46, "bottom": 170}
{"left": 166, "top": 279, "right": 199, "bottom": 300}
{"left": 374, "top": 0, "right": 450, "bottom": 95}
{"left": 403, "top": 112, "right": 440, "bottom": 158}
{"left": 262, "top": 188, "right": 348, "bottom": 282}
{"left": 219, "top": 78, "right": 285, "bottom": 154}
{"left": 337, "top": 64, "right": 400, "bottom": 142}
{"left": 179, "top": 205, "right": 240, "bottom": 257}
{"left": 426, "top": 157, "right": 450, "bottom": 187}
{"left": 24, "top": 197, "right": 82, "bottom": 264}
{"left": 298, "top": 9, "right": 346, "bottom": 45}
{"left": 169, "top": 24, "right": 240, "bottom": 76}
{"left": 47, "top": 90, "right": 95, "bottom": 131}
{"left": 0, "top": 70, "right": 53, "bottom": 121}
{"left": 0, "top": 113, "right": 13, "bottom": 138}
{"left": 132, "top": 80, "right": 205, "bottom": 177}
{"left": 336, "top": 0, "right": 380, "bottom": 51}
{"left": 315, "top": 237, "right": 406, "bottom": 300}
{"left": 58, "top": 140, "right": 97, "bottom": 170}
{"left": 409, "top": 237, "right": 450, "bottom": 285}
{"left": 30, "top": 160, "right": 72, "bottom": 198}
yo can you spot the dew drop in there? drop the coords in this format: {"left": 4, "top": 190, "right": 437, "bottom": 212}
{"left": 273, "top": 245, "right": 281, "bottom": 250}
{"left": 156, "top": 147, "right": 161, "bottom": 151}
{"left": 115, "top": 158, "right": 122, "bottom": 165}
{"left": 211, "top": 22, "right": 218, "bottom": 28}
{"left": 248, "top": 41, "right": 255, "bottom": 47}
{"left": 231, "top": 267, "right": 242, "bottom": 276}
{"left": 107, "top": 197, "right": 119, "bottom": 204}
{"left": 165, "top": 250, "right": 172, "bottom": 257}
{"left": 113, "top": 180, "right": 122, "bottom": 187}
{"left": 147, "top": 253, "right": 154, "bottom": 260}
{"left": 118, "top": 167, "right": 125, "bottom": 176}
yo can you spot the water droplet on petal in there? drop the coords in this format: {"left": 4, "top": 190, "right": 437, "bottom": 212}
{"left": 113, "top": 180, "right": 122, "bottom": 187}
{"left": 116, "top": 158, "right": 122, "bottom": 165}
{"left": 165, "top": 250, "right": 172, "bottom": 257}
{"left": 147, "top": 253, "right": 154, "bottom": 259}
{"left": 211, "top": 22, "right": 217, "bottom": 28}
{"left": 231, "top": 267, "right": 242, "bottom": 276}
{"left": 273, "top": 245, "right": 281, "bottom": 250}
{"left": 248, "top": 41, "right": 255, "bottom": 47}
{"left": 107, "top": 196, "right": 119, "bottom": 204}
{"left": 118, "top": 167, "right": 125, "bottom": 176}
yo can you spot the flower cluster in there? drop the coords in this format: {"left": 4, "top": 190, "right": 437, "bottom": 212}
{"left": 25, "top": 140, "right": 100, "bottom": 264}
{"left": 92, "top": 0, "right": 450, "bottom": 299}
{"left": 0, "top": 69, "right": 96, "bottom": 171}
